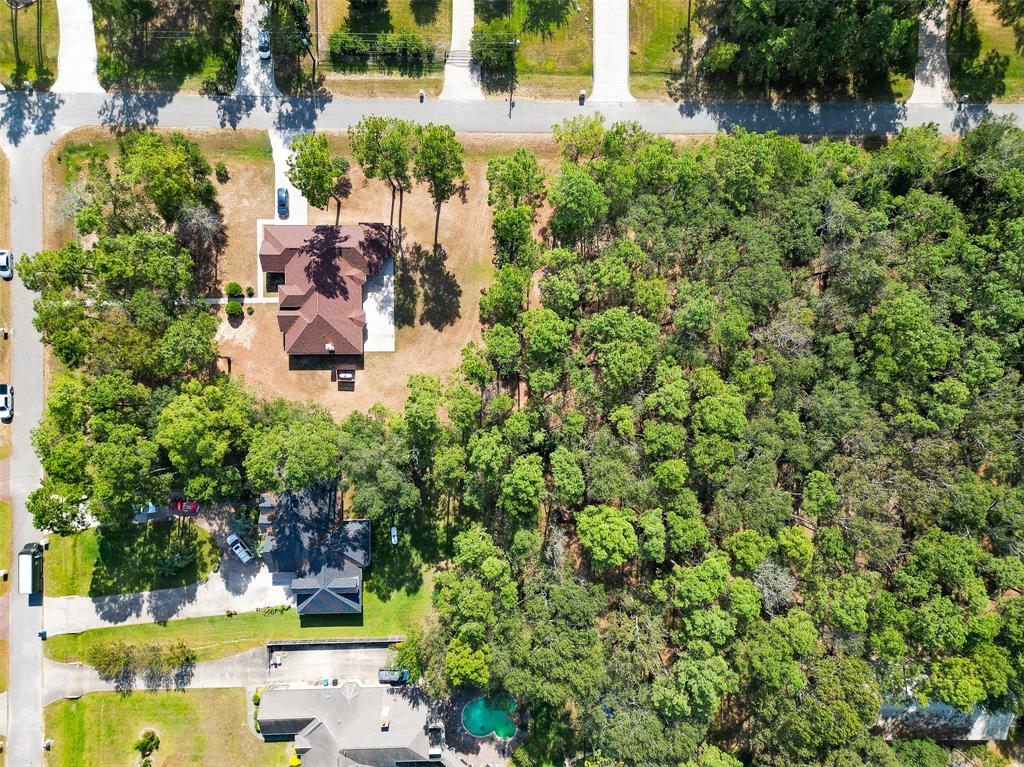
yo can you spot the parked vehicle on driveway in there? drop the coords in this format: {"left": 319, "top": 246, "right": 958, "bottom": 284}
{"left": 18, "top": 542, "right": 43, "bottom": 596}
{"left": 258, "top": 29, "right": 271, "bottom": 60}
{"left": 172, "top": 498, "right": 200, "bottom": 514}
{"left": 378, "top": 668, "right": 410, "bottom": 685}
{"left": 277, "top": 187, "right": 289, "bottom": 218}
{"left": 227, "top": 533, "right": 254, "bottom": 564}
{"left": 0, "top": 383, "right": 12, "bottom": 422}
{"left": 0, "top": 250, "right": 12, "bottom": 280}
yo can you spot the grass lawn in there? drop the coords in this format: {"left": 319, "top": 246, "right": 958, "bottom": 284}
{"left": 512, "top": 0, "right": 592, "bottom": 99}
{"left": 93, "top": 0, "right": 240, "bottom": 92}
{"left": 948, "top": 0, "right": 1024, "bottom": 101}
{"left": 0, "top": 0, "right": 59, "bottom": 89}
{"left": 45, "top": 689, "right": 288, "bottom": 767}
{"left": 629, "top": 0, "right": 699, "bottom": 99}
{"left": 44, "top": 521, "right": 220, "bottom": 598}
{"left": 44, "top": 569, "right": 434, "bottom": 663}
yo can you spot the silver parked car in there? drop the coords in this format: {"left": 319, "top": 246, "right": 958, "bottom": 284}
{"left": 0, "top": 250, "right": 12, "bottom": 280}
{"left": 258, "top": 29, "right": 272, "bottom": 60}
{"left": 0, "top": 384, "right": 12, "bottom": 422}
{"left": 226, "top": 533, "right": 254, "bottom": 564}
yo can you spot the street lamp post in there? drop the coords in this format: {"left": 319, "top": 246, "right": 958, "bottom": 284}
{"left": 301, "top": 36, "right": 318, "bottom": 84}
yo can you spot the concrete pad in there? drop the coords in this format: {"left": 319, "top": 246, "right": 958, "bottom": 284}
{"left": 269, "top": 129, "right": 309, "bottom": 225}
{"left": 908, "top": 5, "right": 954, "bottom": 105}
{"left": 235, "top": 0, "right": 280, "bottom": 99}
{"left": 363, "top": 256, "right": 395, "bottom": 353}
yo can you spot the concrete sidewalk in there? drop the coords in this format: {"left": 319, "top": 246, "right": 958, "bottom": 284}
{"left": 51, "top": 0, "right": 104, "bottom": 94}
{"left": 43, "top": 561, "right": 292, "bottom": 636}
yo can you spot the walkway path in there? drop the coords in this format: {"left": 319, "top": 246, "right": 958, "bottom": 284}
{"left": 590, "top": 0, "right": 634, "bottom": 102}
{"left": 51, "top": 0, "right": 104, "bottom": 94}
{"left": 43, "top": 646, "right": 392, "bottom": 704}
{"left": 43, "top": 561, "right": 291, "bottom": 636}
{"left": 235, "top": 0, "right": 279, "bottom": 100}
{"left": 908, "top": 3, "right": 954, "bottom": 104}
{"left": 439, "top": 0, "right": 484, "bottom": 100}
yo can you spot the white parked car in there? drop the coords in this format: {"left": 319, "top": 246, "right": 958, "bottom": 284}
{"left": 390, "top": 526, "right": 398, "bottom": 545}
{"left": 226, "top": 533, "right": 254, "bottom": 564}
{"left": 0, "top": 250, "right": 12, "bottom": 281}
{"left": 0, "top": 383, "right": 12, "bottom": 422}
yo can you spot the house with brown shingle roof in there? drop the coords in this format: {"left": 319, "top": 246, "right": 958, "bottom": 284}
{"left": 259, "top": 223, "right": 392, "bottom": 356}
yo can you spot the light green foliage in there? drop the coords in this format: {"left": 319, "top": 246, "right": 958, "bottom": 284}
{"left": 576, "top": 505, "right": 639, "bottom": 570}
{"left": 286, "top": 132, "right": 351, "bottom": 211}
{"left": 487, "top": 148, "right": 546, "bottom": 211}
{"left": 549, "top": 163, "right": 609, "bottom": 248}
{"left": 724, "top": 530, "right": 776, "bottom": 574}
{"left": 776, "top": 526, "right": 814, "bottom": 574}
{"left": 500, "top": 454, "right": 546, "bottom": 524}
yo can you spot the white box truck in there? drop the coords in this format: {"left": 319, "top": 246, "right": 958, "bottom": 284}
{"left": 18, "top": 542, "right": 43, "bottom": 596}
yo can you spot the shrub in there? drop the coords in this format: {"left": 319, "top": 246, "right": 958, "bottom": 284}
{"left": 134, "top": 730, "right": 160, "bottom": 757}
{"left": 245, "top": 285, "right": 255, "bottom": 297}
{"left": 225, "top": 300, "right": 244, "bottom": 319}
{"left": 253, "top": 688, "right": 263, "bottom": 706}
{"left": 329, "top": 29, "right": 371, "bottom": 59}
{"left": 225, "top": 282, "right": 244, "bottom": 299}
{"left": 214, "top": 161, "right": 229, "bottom": 183}
{"left": 247, "top": 306, "right": 255, "bottom": 316}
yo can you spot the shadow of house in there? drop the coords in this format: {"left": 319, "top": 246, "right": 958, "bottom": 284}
{"left": 259, "top": 483, "right": 371, "bottom": 617}
{"left": 260, "top": 223, "right": 393, "bottom": 356}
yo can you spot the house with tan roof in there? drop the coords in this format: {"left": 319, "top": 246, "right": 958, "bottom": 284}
{"left": 259, "top": 223, "right": 393, "bottom": 356}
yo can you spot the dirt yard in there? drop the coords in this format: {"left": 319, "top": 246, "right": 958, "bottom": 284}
{"left": 216, "top": 133, "right": 561, "bottom": 418}
{"left": 43, "top": 127, "right": 274, "bottom": 294}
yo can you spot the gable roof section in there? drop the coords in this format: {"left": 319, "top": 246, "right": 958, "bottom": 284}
{"left": 260, "top": 483, "right": 372, "bottom": 616}
{"left": 260, "top": 223, "right": 391, "bottom": 355}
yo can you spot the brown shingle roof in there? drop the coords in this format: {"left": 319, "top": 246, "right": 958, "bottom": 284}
{"left": 259, "top": 223, "right": 391, "bottom": 355}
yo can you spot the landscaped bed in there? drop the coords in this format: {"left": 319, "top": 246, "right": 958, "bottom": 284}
{"left": 44, "top": 569, "right": 434, "bottom": 663}
{"left": 44, "top": 688, "right": 288, "bottom": 767}
{"left": 44, "top": 520, "right": 220, "bottom": 598}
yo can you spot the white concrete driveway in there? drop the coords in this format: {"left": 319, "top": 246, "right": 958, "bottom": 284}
{"left": 363, "top": 255, "right": 395, "bottom": 352}
{"left": 235, "top": 0, "right": 279, "bottom": 99}
{"left": 51, "top": 0, "right": 104, "bottom": 94}
{"left": 43, "top": 645, "right": 393, "bottom": 703}
{"left": 908, "top": 4, "right": 954, "bottom": 105}
{"left": 43, "top": 558, "right": 292, "bottom": 636}
{"left": 590, "top": 0, "right": 633, "bottom": 102}
{"left": 439, "top": 0, "right": 484, "bottom": 100}
{"left": 269, "top": 128, "right": 309, "bottom": 224}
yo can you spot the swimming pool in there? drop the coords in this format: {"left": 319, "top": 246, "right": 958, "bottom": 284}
{"left": 461, "top": 694, "right": 518, "bottom": 739}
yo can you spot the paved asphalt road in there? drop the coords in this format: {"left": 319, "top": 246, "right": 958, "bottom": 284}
{"left": 1, "top": 81, "right": 1022, "bottom": 766}
{"left": 6, "top": 137, "right": 47, "bottom": 767}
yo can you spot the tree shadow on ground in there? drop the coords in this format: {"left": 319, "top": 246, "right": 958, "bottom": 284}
{"left": 949, "top": 4, "right": 1010, "bottom": 102}
{"left": 411, "top": 0, "right": 442, "bottom": 25}
{"left": 477, "top": 0, "right": 512, "bottom": 23}
{"left": 522, "top": 0, "right": 574, "bottom": 37}
{"left": 395, "top": 252, "right": 419, "bottom": 328}
{"left": 363, "top": 506, "right": 442, "bottom": 601}
{"left": 409, "top": 243, "right": 461, "bottom": 330}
